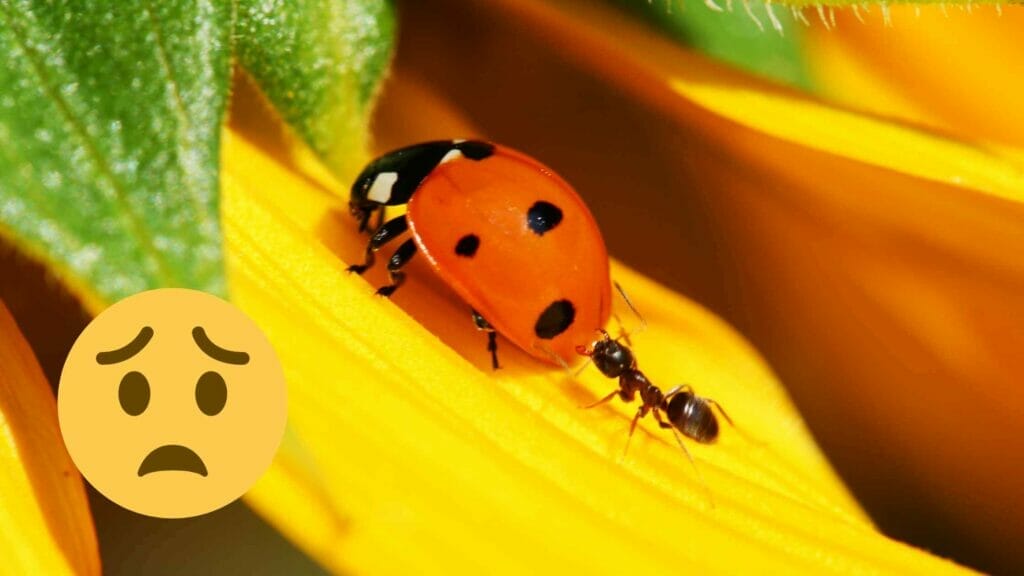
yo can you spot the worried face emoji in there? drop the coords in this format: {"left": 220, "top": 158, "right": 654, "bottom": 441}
{"left": 58, "top": 289, "right": 287, "bottom": 519}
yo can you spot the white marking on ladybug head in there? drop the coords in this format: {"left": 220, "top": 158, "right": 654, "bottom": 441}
{"left": 367, "top": 171, "right": 399, "bottom": 204}
{"left": 440, "top": 148, "right": 464, "bottom": 165}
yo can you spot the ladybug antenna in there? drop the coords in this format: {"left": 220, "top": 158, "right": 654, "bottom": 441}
{"left": 613, "top": 281, "right": 648, "bottom": 344}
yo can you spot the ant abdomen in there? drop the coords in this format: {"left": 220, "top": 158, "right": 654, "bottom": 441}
{"left": 666, "top": 393, "right": 719, "bottom": 444}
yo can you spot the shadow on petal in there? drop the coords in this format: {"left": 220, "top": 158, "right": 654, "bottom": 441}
{"left": 0, "top": 299, "right": 100, "bottom": 575}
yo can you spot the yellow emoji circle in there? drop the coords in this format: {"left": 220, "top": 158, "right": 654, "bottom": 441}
{"left": 58, "top": 288, "right": 287, "bottom": 519}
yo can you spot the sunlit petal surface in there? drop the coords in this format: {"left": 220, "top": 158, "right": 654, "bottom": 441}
{"left": 808, "top": 6, "right": 1024, "bottom": 148}
{"left": 0, "top": 301, "right": 100, "bottom": 575}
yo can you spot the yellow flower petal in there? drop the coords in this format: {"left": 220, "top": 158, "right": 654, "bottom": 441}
{"left": 0, "top": 300, "right": 100, "bottom": 575}
{"left": 222, "top": 92, "right": 972, "bottom": 573}
{"left": 808, "top": 6, "right": 1024, "bottom": 148}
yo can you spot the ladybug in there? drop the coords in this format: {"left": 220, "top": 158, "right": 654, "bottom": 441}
{"left": 347, "top": 140, "right": 612, "bottom": 369}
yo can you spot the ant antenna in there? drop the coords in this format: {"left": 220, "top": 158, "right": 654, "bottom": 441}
{"left": 573, "top": 355, "right": 594, "bottom": 378}
{"left": 659, "top": 385, "right": 717, "bottom": 507}
{"left": 612, "top": 312, "right": 632, "bottom": 346}
{"left": 614, "top": 281, "right": 648, "bottom": 341}
{"left": 581, "top": 389, "right": 618, "bottom": 410}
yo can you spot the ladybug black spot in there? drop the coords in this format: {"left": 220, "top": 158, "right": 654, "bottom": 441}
{"left": 534, "top": 300, "right": 576, "bottom": 339}
{"left": 527, "top": 201, "right": 563, "bottom": 236}
{"left": 455, "top": 234, "right": 480, "bottom": 257}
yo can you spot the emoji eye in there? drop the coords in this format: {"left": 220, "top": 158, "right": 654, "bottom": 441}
{"left": 195, "top": 371, "right": 227, "bottom": 416}
{"left": 118, "top": 371, "right": 150, "bottom": 416}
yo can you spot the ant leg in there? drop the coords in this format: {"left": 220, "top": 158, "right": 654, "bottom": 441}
{"left": 581, "top": 389, "right": 619, "bottom": 409}
{"left": 662, "top": 384, "right": 699, "bottom": 406}
{"left": 572, "top": 358, "right": 593, "bottom": 377}
{"left": 671, "top": 425, "right": 714, "bottom": 506}
{"left": 376, "top": 238, "right": 417, "bottom": 297}
{"left": 653, "top": 408, "right": 715, "bottom": 506}
{"left": 706, "top": 399, "right": 735, "bottom": 428}
{"left": 652, "top": 406, "right": 674, "bottom": 430}
{"left": 662, "top": 385, "right": 683, "bottom": 400}
{"left": 622, "top": 407, "right": 645, "bottom": 458}
{"left": 533, "top": 342, "right": 577, "bottom": 378}
{"left": 665, "top": 383, "right": 734, "bottom": 429}
{"left": 472, "top": 309, "right": 500, "bottom": 370}
{"left": 348, "top": 215, "right": 408, "bottom": 274}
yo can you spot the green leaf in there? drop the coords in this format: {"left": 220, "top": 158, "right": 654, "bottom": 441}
{"left": 605, "top": 0, "right": 812, "bottom": 89}
{"left": 0, "top": 0, "right": 395, "bottom": 308}
{"left": 0, "top": 0, "right": 231, "bottom": 305}
{"left": 235, "top": 0, "right": 396, "bottom": 179}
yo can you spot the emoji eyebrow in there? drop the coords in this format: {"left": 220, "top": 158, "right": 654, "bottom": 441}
{"left": 96, "top": 326, "right": 155, "bottom": 365}
{"left": 192, "top": 326, "right": 250, "bottom": 365}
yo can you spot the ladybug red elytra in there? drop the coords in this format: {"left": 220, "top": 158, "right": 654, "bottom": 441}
{"left": 347, "top": 140, "right": 612, "bottom": 368}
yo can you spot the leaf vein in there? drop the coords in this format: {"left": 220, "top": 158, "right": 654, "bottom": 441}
{"left": 141, "top": 0, "right": 214, "bottom": 238}
{"left": 0, "top": 0, "right": 175, "bottom": 288}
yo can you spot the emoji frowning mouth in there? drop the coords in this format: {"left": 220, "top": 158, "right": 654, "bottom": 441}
{"left": 138, "top": 444, "right": 208, "bottom": 477}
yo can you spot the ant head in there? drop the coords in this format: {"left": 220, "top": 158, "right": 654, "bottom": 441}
{"left": 577, "top": 330, "right": 635, "bottom": 379}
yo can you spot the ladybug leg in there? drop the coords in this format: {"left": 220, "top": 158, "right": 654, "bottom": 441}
{"left": 369, "top": 206, "right": 386, "bottom": 234}
{"left": 352, "top": 202, "right": 388, "bottom": 235}
{"left": 376, "top": 238, "right": 417, "bottom": 297}
{"left": 348, "top": 215, "right": 408, "bottom": 275}
{"left": 352, "top": 203, "right": 376, "bottom": 234}
{"left": 472, "top": 309, "right": 500, "bottom": 370}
